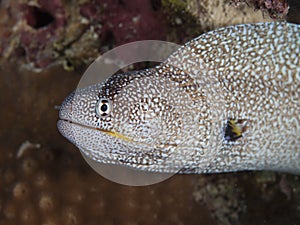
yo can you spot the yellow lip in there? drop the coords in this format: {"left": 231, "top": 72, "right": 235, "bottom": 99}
{"left": 96, "top": 128, "right": 132, "bottom": 142}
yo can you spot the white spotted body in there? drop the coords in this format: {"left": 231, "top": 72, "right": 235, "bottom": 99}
{"left": 58, "top": 22, "right": 300, "bottom": 174}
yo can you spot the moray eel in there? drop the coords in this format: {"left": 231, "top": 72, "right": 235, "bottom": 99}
{"left": 57, "top": 22, "right": 300, "bottom": 174}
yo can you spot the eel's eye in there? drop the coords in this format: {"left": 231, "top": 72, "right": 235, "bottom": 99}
{"left": 96, "top": 98, "right": 111, "bottom": 117}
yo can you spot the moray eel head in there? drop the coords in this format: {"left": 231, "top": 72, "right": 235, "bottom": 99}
{"left": 57, "top": 67, "right": 213, "bottom": 172}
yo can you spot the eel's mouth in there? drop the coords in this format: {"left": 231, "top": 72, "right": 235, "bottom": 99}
{"left": 58, "top": 119, "right": 132, "bottom": 142}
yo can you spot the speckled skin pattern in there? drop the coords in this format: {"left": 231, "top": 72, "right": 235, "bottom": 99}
{"left": 58, "top": 22, "right": 300, "bottom": 174}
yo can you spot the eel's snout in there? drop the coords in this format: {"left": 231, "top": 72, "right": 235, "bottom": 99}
{"left": 57, "top": 91, "right": 76, "bottom": 139}
{"left": 58, "top": 91, "right": 75, "bottom": 121}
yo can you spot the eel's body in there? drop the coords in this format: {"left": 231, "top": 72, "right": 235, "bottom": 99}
{"left": 58, "top": 22, "right": 300, "bottom": 174}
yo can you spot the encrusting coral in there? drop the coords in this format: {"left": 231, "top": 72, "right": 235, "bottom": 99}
{"left": 0, "top": 0, "right": 284, "bottom": 71}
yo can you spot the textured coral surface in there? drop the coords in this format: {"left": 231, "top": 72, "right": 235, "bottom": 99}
{"left": 1, "top": 0, "right": 199, "bottom": 71}
{"left": 1, "top": 0, "right": 293, "bottom": 71}
{"left": 1, "top": 0, "right": 300, "bottom": 225}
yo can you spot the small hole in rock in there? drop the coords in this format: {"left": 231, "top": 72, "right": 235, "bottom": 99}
{"left": 151, "top": 0, "right": 162, "bottom": 11}
{"left": 26, "top": 6, "right": 55, "bottom": 29}
{"left": 63, "top": 59, "right": 75, "bottom": 71}
{"left": 100, "top": 30, "right": 116, "bottom": 52}
{"left": 14, "top": 47, "right": 26, "bottom": 57}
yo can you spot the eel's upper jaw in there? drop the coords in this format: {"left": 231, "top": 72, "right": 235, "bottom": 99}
{"left": 57, "top": 93, "right": 92, "bottom": 145}
{"left": 58, "top": 90, "right": 75, "bottom": 121}
{"left": 56, "top": 91, "right": 132, "bottom": 153}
